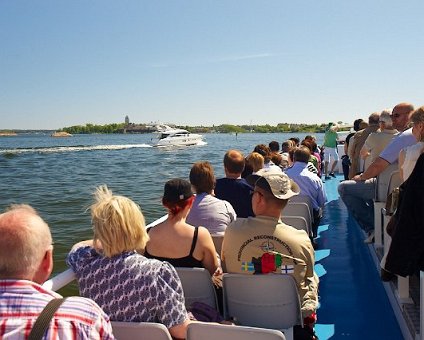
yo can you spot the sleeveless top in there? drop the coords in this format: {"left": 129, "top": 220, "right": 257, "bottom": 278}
{"left": 144, "top": 226, "right": 203, "bottom": 268}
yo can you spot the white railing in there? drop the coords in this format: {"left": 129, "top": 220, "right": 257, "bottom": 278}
{"left": 43, "top": 214, "right": 168, "bottom": 291}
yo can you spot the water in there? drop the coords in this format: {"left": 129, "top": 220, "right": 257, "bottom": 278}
{"left": 0, "top": 132, "right": 324, "bottom": 277}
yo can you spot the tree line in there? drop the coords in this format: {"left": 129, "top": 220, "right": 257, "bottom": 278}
{"left": 59, "top": 122, "right": 329, "bottom": 134}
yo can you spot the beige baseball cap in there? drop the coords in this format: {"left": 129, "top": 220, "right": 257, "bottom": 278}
{"left": 247, "top": 169, "right": 300, "bottom": 200}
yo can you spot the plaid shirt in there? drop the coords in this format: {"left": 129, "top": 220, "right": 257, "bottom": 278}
{"left": 0, "top": 279, "right": 114, "bottom": 339}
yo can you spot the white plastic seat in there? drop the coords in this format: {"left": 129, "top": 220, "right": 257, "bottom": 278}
{"left": 111, "top": 321, "right": 172, "bottom": 340}
{"left": 282, "top": 202, "right": 312, "bottom": 235}
{"left": 289, "top": 195, "right": 314, "bottom": 220}
{"left": 175, "top": 267, "right": 218, "bottom": 309}
{"left": 222, "top": 273, "right": 302, "bottom": 340}
{"left": 373, "top": 164, "right": 398, "bottom": 248}
{"left": 281, "top": 216, "right": 309, "bottom": 234}
{"left": 187, "top": 322, "right": 286, "bottom": 340}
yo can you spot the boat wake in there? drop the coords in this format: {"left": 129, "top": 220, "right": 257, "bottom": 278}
{"left": 0, "top": 144, "right": 153, "bottom": 155}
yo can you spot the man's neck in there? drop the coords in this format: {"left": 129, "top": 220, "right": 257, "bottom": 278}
{"left": 225, "top": 171, "right": 241, "bottom": 179}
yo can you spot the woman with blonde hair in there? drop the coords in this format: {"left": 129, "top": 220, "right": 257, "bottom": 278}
{"left": 144, "top": 178, "right": 220, "bottom": 276}
{"left": 247, "top": 152, "right": 264, "bottom": 173}
{"left": 67, "top": 185, "right": 192, "bottom": 339}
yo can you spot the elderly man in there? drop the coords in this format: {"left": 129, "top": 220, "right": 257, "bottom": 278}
{"left": 215, "top": 149, "right": 255, "bottom": 217}
{"left": 360, "top": 110, "right": 398, "bottom": 171}
{"left": 348, "top": 112, "right": 380, "bottom": 178}
{"left": 338, "top": 103, "right": 415, "bottom": 241}
{"left": 0, "top": 204, "right": 114, "bottom": 339}
{"left": 221, "top": 169, "right": 319, "bottom": 338}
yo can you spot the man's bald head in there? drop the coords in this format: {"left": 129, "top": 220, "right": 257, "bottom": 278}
{"left": 0, "top": 205, "right": 52, "bottom": 282}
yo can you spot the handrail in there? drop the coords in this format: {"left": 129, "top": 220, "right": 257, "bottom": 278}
{"left": 42, "top": 214, "right": 169, "bottom": 292}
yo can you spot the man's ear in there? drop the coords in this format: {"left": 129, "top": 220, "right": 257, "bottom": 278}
{"left": 32, "top": 248, "right": 53, "bottom": 284}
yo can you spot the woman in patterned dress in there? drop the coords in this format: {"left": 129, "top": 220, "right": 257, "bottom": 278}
{"left": 67, "top": 185, "right": 192, "bottom": 339}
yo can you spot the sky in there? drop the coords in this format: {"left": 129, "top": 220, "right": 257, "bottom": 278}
{"left": 1, "top": 1, "right": 423, "bottom": 130}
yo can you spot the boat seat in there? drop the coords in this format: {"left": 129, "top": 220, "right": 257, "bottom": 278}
{"left": 282, "top": 202, "right": 312, "bottom": 236}
{"left": 281, "top": 216, "right": 309, "bottom": 234}
{"left": 187, "top": 322, "right": 286, "bottom": 340}
{"left": 111, "top": 322, "right": 172, "bottom": 340}
{"left": 223, "top": 273, "right": 302, "bottom": 340}
{"left": 175, "top": 267, "right": 218, "bottom": 309}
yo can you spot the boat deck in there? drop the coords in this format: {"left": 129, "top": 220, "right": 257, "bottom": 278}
{"left": 314, "top": 174, "right": 403, "bottom": 339}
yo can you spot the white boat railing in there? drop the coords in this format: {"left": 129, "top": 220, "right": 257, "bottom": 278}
{"left": 42, "top": 214, "right": 168, "bottom": 291}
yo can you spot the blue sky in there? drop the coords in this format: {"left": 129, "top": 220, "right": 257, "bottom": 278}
{"left": 1, "top": 1, "right": 423, "bottom": 129}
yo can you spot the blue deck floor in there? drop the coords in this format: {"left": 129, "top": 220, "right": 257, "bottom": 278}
{"left": 314, "top": 174, "right": 403, "bottom": 339}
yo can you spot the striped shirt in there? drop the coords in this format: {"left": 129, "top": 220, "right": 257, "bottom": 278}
{"left": 0, "top": 279, "right": 114, "bottom": 339}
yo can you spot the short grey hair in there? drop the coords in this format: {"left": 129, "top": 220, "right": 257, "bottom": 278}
{"left": 379, "top": 109, "right": 393, "bottom": 127}
{"left": 0, "top": 204, "right": 52, "bottom": 279}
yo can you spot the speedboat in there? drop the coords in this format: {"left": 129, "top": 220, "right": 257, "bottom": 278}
{"left": 154, "top": 126, "right": 203, "bottom": 147}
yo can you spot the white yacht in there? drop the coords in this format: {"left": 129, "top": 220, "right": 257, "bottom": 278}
{"left": 154, "top": 125, "right": 204, "bottom": 147}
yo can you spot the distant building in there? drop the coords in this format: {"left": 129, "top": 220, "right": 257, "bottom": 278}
{"left": 125, "top": 115, "right": 130, "bottom": 125}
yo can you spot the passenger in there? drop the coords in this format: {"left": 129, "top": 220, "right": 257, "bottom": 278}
{"left": 301, "top": 140, "right": 321, "bottom": 177}
{"left": 281, "top": 140, "right": 295, "bottom": 170}
{"left": 338, "top": 103, "right": 415, "bottom": 241}
{"left": 270, "top": 152, "right": 283, "bottom": 168}
{"left": 215, "top": 150, "right": 255, "bottom": 217}
{"left": 66, "top": 185, "right": 192, "bottom": 339}
{"left": 145, "top": 179, "right": 220, "bottom": 276}
{"left": 246, "top": 152, "right": 264, "bottom": 174}
{"left": 384, "top": 153, "right": 424, "bottom": 278}
{"left": 304, "top": 135, "right": 321, "bottom": 154}
{"left": 360, "top": 110, "right": 398, "bottom": 171}
{"left": 285, "top": 146, "right": 327, "bottom": 237}
{"left": 253, "top": 144, "right": 282, "bottom": 172}
{"left": 399, "top": 106, "right": 424, "bottom": 181}
{"left": 0, "top": 204, "right": 114, "bottom": 339}
{"left": 221, "top": 170, "right": 319, "bottom": 339}
{"left": 288, "top": 148, "right": 318, "bottom": 175}
{"left": 268, "top": 140, "right": 280, "bottom": 153}
{"left": 342, "top": 118, "right": 364, "bottom": 180}
{"left": 348, "top": 112, "right": 380, "bottom": 178}
{"left": 322, "top": 122, "right": 339, "bottom": 179}
{"left": 347, "top": 120, "right": 368, "bottom": 175}
{"left": 186, "top": 161, "right": 236, "bottom": 236}
{"left": 289, "top": 136, "right": 300, "bottom": 147}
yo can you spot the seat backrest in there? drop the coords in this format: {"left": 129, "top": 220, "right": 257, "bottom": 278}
{"left": 387, "top": 170, "right": 402, "bottom": 196}
{"left": 289, "top": 195, "right": 313, "bottom": 211}
{"left": 223, "top": 274, "right": 302, "bottom": 330}
{"left": 375, "top": 163, "right": 398, "bottom": 202}
{"left": 282, "top": 202, "right": 312, "bottom": 234}
{"left": 111, "top": 322, "right": 172, "bottom": 340}
{"left": 281, "top": 216, "right": 309, "bottom": 234}
{"left": 175, "top": 267, "right": 218, "bottom": 309}
{"left": 212, "top": 235, "right": 224, "bottom": 255}
{"left": 187, "top": 322, "right": 286, "bottom": 340}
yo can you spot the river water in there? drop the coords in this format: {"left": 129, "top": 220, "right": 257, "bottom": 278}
{"left": 0, "top": 132, "right": 324, "bottom": 277}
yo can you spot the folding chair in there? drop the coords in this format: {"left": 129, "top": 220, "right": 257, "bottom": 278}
{"left": 223, "top": 274, "right": 302, "bottom": 340}
{"left": 111, "top": 322, "right": 172, "bottom": 340}
{"left": 187, "top": 322, "right": 286, "bottom": 340}
{"left": 175, "top": 267, "right": 218, "bottom": 309}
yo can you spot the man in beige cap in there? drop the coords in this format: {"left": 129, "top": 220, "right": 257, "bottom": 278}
{"left": 221, "top": 169, "right": 319, "bottom": 339}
